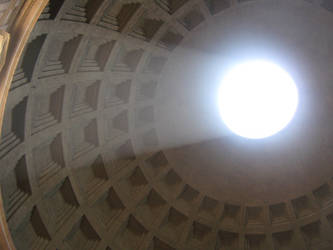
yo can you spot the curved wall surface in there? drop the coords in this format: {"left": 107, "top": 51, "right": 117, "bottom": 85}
{"left": 1, "top": 0, "right": 333, "bottom": 250}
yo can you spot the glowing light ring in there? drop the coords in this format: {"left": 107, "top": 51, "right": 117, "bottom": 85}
{"left": 218, "top": 60, "right": 298, "bottom": 139}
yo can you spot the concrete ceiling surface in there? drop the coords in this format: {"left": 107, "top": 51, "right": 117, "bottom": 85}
{"left": 1, "top": 0, "right": 333, "bottom": 249}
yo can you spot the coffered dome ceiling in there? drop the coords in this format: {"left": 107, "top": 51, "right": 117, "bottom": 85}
{"left": 1, "top": 0, "right": 333, "bottom": 249}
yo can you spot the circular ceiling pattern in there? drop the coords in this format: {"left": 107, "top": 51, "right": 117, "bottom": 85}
{"left": 1, "top": 0, "right": 333, "bottom": 250}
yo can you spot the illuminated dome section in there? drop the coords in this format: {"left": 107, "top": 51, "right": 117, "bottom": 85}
{"left": 218, "top": 60, "right": 299, "bottom": 139}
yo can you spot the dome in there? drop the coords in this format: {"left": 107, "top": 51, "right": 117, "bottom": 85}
{"left": 0, "top": 0, "right": 333, "bottom": 249}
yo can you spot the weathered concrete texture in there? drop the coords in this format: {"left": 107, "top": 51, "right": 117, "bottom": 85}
{"left": 1, "top": 0, "right": 333, "bottom": 250}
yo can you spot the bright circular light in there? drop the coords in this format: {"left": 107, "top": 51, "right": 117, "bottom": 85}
{"left": 218, "top": 60, "right": 298, "bottom": 139}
